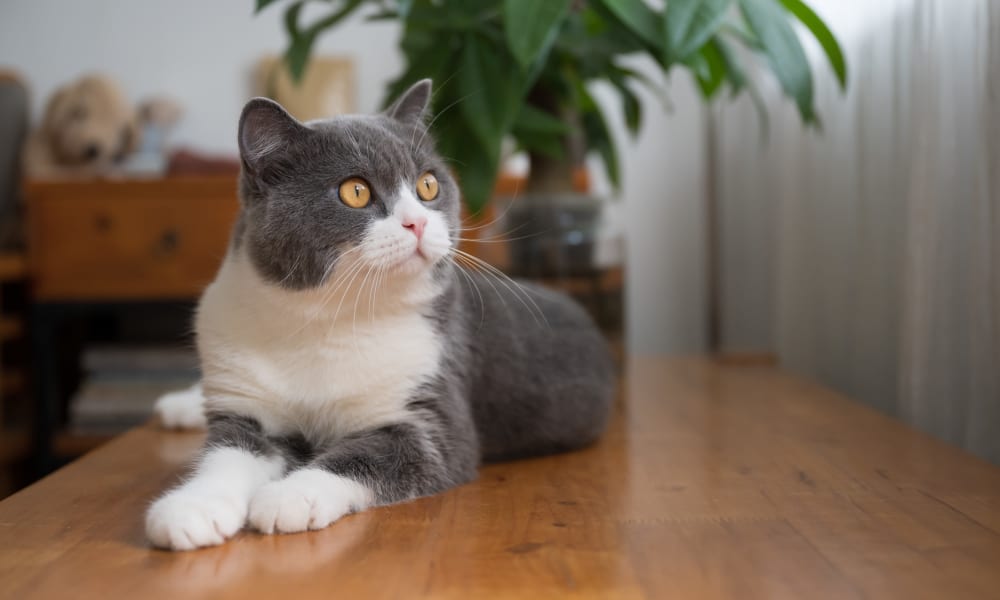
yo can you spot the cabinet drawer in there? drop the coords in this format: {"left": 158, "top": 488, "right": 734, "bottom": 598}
{"left": 26, "top": 177, "right": 240, "bottom": 301}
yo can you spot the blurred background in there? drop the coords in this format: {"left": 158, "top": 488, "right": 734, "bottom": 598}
{"left": 0, "top": 0, "right": 996, "bottom": 495}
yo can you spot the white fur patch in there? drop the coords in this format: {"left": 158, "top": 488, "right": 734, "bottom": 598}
{"left": 154, "top": 383, "right": 207, "bottom": 430}
{"left": 146, "top": 447, "right": 284, "bottom": 550}
{"left": 196, "top": 208, "right": 447, "bottom": 443}
{"left": 248, "top": 468, "right": 373, "bottom": 534}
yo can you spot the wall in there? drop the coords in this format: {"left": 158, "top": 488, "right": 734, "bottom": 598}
{"left": 0, "top": 0, "right": 403, "bottom": 153}
{"left": 0, "top": 0, "right": 709, "bottom": 354}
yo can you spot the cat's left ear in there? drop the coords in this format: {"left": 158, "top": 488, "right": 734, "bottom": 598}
{"left": 238, "top": 97, "right": 307, "bottom": 173}
{"left": 386, "top": 79, "right": 432, "bottom": 127}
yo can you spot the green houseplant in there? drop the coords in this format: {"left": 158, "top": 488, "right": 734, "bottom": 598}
{"left": 256, "top": 0, "right": 846, "bottom": 213}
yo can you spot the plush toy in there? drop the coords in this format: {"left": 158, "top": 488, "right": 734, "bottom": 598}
{"left": 23, "top": 74, "right": 181, "bottom": 179}
{"left": 127, "top": 96, "right": 183, "bottom": 174}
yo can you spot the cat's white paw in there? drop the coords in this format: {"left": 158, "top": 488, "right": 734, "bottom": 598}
{"left": 146, "top": 490, "right": 246, "bottom": 551}
{"left": 155, "top": 384, "right": 207, "bottom": 429}
{"left": 248, "top": 469, "right": 372, "bottom": 535}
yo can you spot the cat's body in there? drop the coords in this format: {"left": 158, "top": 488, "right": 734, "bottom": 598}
{"left": 146, "top": 81, "right": 614, "bottom": 551}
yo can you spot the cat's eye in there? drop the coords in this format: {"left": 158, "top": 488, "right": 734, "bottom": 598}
{"left": 339, "top": 177, "right": 371, "bottom": 208}
{"left": 417, "top": 172, "right": 439, "bottom": 202}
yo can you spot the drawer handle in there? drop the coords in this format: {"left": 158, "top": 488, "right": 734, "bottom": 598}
{"left": 154, "top": 230, "right": 180, "bottom": 257}
{"left": 94, "top": 214, "right": 112, "bottom": 232}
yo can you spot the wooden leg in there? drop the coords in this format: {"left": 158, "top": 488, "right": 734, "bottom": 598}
{"left": 30, "top": 304, "right": 58, "bottom": 477}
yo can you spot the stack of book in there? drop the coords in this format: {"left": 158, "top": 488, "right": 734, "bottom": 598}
{"left": 68, "top": 345, "right": 199, "bottom": 435}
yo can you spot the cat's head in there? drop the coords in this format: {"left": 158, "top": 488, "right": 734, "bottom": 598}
{"left": 235, "top": 80, "right": 458, "bottom": 292}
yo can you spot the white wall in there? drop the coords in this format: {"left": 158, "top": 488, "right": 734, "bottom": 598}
{"left": 0, "top": 0, "right": 708, "bottom": 355}
{"left": 590, "top": 62, "right": 708, "bottom": 355}
{"left": 0, "top": 0, "right": 403, "bottom": 153}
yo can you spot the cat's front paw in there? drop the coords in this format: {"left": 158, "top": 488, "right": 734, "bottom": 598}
{"left": 146, "top": 490, "right": 246, "bottom": 551}
{"left": 248, "top": 469, "right": 372, "bottom": 535}
{"left": 154, "top": 383, "right": 207, "bottom": 430}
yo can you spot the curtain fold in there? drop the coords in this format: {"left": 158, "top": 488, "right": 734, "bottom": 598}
{"left": 717, "top": 0, "right": 1000, "bottom": 463}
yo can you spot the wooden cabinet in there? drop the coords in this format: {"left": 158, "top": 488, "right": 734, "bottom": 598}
{"left": 26, "top": 177, "right": 240, "bottom": 301}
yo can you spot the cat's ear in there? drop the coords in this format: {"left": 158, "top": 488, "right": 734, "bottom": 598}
{"left": 386, "top": 79, "right": 432, "bottom": 127}
{"left": 238, "top": 98, "right": 306, "bottom": 172}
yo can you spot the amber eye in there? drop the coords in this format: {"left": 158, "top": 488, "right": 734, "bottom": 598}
{"left": 339, "top": 177, "right": 371, "bottom": 208}
{"left": 417, "top": 172, "right": 439, "bottom": 201}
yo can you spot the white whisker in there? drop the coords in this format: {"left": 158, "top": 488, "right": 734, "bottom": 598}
{"left": 451, "top": 248, "right": 549, "bottom": 329}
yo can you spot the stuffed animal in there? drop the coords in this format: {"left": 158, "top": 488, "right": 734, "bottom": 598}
{"left": 23, "top": 74, "right": 180, "bottom": 179}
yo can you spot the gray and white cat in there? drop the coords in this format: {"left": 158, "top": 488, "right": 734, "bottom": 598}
{"left": 145, "top": 80, "right": 614, "bottom": 551}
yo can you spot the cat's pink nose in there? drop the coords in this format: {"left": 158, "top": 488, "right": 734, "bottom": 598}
{"left": 402, "top": 215, "right": 427, "bottom": 240}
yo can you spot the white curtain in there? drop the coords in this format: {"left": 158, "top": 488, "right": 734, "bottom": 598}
{"left": 716, "top": 0, "right": 1000, "bottom": 462}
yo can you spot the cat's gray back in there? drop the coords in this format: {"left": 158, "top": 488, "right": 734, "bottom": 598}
{"left": 432, "top": 268, "right": 615, "bottom": 461}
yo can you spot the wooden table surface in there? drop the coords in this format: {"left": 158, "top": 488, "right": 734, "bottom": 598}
{"left": 2, "top": 357, "right": 999, "bottom": 599}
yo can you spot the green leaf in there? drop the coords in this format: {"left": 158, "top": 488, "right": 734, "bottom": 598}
{"left": 692, "top": 40, "right": 726, "bottom": 98}
{"left": 512, "top": 104, "right": 570, "bottom": 136}
{"left": 720, "top": 19, "right": 763, "bottom": 49}
{"left": 255, "top": 0, "right": 283, "bottom": 14}
{"left": 779, "top": 0, "right": 847, "bottom": 90}
{"left": 452, "top": 31, "right": 527, "bottom": 210}
{"left": 712, "top": 36, "right": 746, "bottom": 95}
{"left": 743, "top": 73, "right": 771, "bottom": 141}
{"left": 459, "top": 149, "right": 499, "bottom": 214}
{"left": 607, "top": 68, "right": 642, "bottom": 136}
{"left": 438, "top": 119, "right": 500, "bottom": 214}
{"left": 511, "top": 104, "right": 569, "bottom": 159}
{"left": 283, "top": 1, "right": 305, "bottom": 41}
{"left": 738, "top": 0, "right": 815, "bottom": 123}
{"left": 285, "top": 34, "right": 317, "bottom": 81}
{"left": 664, "top": 0, "right": 732, "bottom": 63}
{"left": 610, "top": 63, "right": 672, "bottom": 110}
{"left": 515, "top": 131, "right": 566, "bottom": 160}
{"left": 578, "top": 85, "right": 620, "bottom": 189}
{"left": 715, "top": 33, "right": 771, "bottom": 138}
{"left": 584, "top": 108, "right": 619, "bottom": 189}
{"left": 366, "top": 9, "right": 400, "bottom": 22}
{"left": 621, "top": 85, "right": 641, "bottom": 135}
{"left": 458, "top": 33, "right": 524, "bottom": 151}
{"left": 307, "top": 0, "right": 367, "bottom": 35}
{"left": 595, "top": 0, "right": 662, "bottom": 49}
{"left": 283, "top": 2, "right": 312, "bottom": 81}
{"left": 283, "top": 0, "right": 366, "bottom": 82}
{"left": 503, "top": 0, "right": 571, "bottom": 70}
{"left": 395, "top": 0, "right": 415, "bottom": 19}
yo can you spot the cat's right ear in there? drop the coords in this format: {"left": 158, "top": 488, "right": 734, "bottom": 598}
{"left": 385, "top": 79, "right": 432, "bottom": 127}
{"left": 238, "top": 98, "right": 305, "bottom": 173}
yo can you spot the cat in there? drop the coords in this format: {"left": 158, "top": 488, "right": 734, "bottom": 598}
{"left": 145, "top": 80, "right": 615, "bottom": 551}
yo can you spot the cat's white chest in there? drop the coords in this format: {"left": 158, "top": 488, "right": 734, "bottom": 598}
{"left": 197, "top": 256, "right": 442, "bottom": 440}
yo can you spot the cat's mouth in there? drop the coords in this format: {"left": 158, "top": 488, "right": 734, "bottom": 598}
{"left": 384, "top": 243, "right": 431, "bottom": 276}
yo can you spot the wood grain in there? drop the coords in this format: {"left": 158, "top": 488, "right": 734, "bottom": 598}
{"left": 25, "top": 177, "right": 240, "bottom": 301}
{"left": 1, "top": 357, "right": 999, "bottom": 599}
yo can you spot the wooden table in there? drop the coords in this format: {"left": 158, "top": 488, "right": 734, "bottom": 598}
{"left": 2, "top": 357, "right": 999, "bottom": 599}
